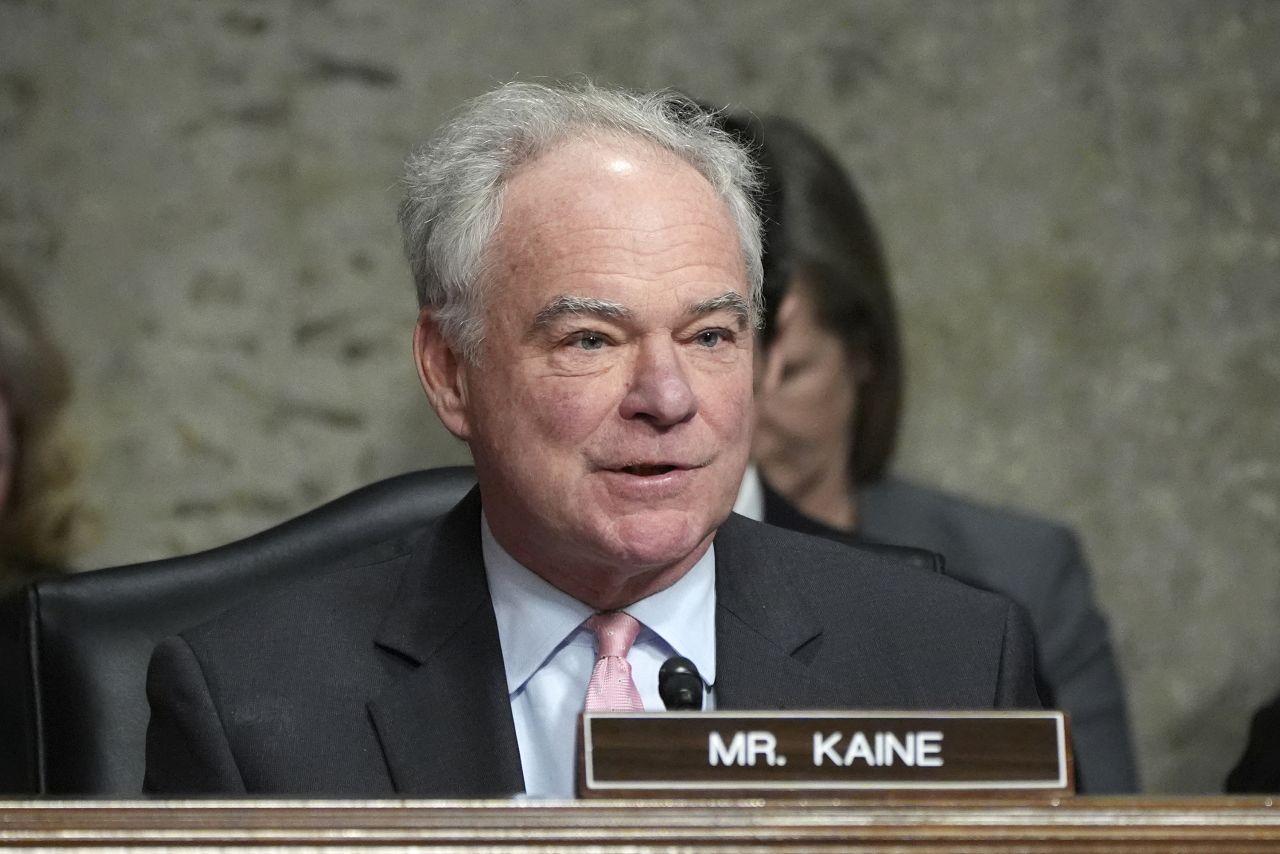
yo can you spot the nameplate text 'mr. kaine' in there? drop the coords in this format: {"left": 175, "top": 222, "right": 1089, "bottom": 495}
{"left": 579, "top": 711, "right": 1071, "bottom": 799}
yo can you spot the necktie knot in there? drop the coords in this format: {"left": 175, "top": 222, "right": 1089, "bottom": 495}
{"left": 585, "top": 611, "right": 641, "bottom": 659}
{"left": 582, "top": 611, "right": 644, "bottom": 713}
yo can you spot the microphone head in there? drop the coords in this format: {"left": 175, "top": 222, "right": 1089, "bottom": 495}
{"left": 658, "top": 655, "right": 704, "bottom": 711}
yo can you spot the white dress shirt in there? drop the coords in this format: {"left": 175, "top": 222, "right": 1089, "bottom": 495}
{"left": 481, "top": 514, "right": 717, "bottom": 798}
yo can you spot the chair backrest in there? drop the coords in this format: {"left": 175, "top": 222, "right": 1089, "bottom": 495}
{"left": 0, "top": 466, "right": 477, "bottom": 795}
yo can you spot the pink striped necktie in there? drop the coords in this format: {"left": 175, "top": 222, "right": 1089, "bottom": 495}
{"left": 583, "top": 611, "right": 645, "bottom": 713}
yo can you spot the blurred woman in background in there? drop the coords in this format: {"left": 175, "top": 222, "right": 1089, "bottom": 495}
{"left": 721, "top": 113, "right": 1139, "bottom": 793}
{"left": 0, "top": 265, "right": 90, "bottom": 592}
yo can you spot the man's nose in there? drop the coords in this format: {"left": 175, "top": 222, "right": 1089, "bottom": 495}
{"left": 619, "top": 337, "right": 698, "bottom": 427}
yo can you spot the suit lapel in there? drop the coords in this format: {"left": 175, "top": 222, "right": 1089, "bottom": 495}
{"left": 713, "top": 513, "right": 831, "bottom": 709}
{"left": 714, "top": 513, "right": 920, "bottom": 710}
{"left": 366, "top": 489, "right": 524, "bottom": 796}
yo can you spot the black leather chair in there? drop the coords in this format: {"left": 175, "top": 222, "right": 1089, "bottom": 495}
{"left": 0, "top": 466, "right": 477, "bottom": 795}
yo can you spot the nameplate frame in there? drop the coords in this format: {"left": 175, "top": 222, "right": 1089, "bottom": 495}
{"left": 579, "top": 710, "right": 1072, "bottom": 799}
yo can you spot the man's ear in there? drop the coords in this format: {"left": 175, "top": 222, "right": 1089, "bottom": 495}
{"left": 413, "top": 308, "right": 473, "bottom": 441}
{"left": 758, "top": 290, "right": 802, "bottom": 395}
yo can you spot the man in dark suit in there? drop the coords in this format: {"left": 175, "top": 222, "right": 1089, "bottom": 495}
{"left": 145, "top": 81, "right": 1040, "bottom": 797}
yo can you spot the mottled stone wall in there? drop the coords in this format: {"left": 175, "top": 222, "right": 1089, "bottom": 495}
{"left": 2, "top": 0, "right": 1276, "bottom": 793}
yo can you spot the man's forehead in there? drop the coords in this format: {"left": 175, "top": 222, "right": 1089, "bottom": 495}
{"left": 484, "top": 133, "right": 748, "bottom": 324}
{"left": 513, "top": 133, "right": 688, "bottom": 183}
{"left": 501, "top": 136, "right": 726, "bottom": 230}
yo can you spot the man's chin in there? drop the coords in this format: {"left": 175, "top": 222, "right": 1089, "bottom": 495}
{"left": 598, "top": 510, "right": 718, "bottom": 573}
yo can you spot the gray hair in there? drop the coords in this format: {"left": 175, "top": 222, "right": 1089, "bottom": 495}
{"left": 398, "top": 81, "right": 763, "bottom": 361}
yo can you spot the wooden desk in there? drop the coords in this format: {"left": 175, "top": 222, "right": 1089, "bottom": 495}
{"left": 1, "top": 797, "right": 1277, "bottom": 852}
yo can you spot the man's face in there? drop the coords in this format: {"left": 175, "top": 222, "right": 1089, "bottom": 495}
{"left": 420, "top": 137, "right": 754, "bottom": 607}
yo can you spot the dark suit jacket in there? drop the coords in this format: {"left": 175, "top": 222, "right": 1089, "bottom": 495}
{"left": 144, "top": 489, "right": 1040, "bottom": 796}
{"left": 766, "top": 476, "right": 1137, "bottom": 794}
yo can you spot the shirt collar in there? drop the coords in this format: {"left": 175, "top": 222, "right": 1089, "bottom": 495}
{"left": 481, "top": 512, "right": 718, "bottom": 694}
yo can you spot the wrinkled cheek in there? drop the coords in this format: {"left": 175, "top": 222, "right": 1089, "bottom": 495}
{"left": 538, "top": 390, "right": 584, "bottom": 435}
{"left": 531, "top": 380, "right": 615, "bottom": 444}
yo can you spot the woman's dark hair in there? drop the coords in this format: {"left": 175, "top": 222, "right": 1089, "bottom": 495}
{"left": 717, "top": 112, "right": 904, "bottom": 484}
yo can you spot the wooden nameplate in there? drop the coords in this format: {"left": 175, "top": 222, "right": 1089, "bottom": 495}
{"left": 578, "top": 710, "right": 1073, "bottom": 799}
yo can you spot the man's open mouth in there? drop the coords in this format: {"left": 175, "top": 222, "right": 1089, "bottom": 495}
{"left": 618, "top": 464, "right": 680, "bottom": 476}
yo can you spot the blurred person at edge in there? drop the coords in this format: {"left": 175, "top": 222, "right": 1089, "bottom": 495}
{"left": 1226, "top": 689, "right": 1280, "bottom": 793}
{"left": 720, "top": 113, "right": 1139, "bottom": 794}
{"left": 0, "top": 265, "right": 92, "bottom": 593}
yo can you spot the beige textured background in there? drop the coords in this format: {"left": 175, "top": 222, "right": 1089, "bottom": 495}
{"left": 2, "top": 0, "right": 1277, "bottom": 793}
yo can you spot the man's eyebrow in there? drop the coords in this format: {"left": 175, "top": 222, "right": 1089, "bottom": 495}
{"left": 687, "top": 291, "right": 751, "bottom": 328}
{"left": 532, "top": 295, "right": 633, "bottom": 329}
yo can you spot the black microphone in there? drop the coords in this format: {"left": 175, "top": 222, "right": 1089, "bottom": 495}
{"left": 658, "top": 656, "right": 705, "bottom": 711}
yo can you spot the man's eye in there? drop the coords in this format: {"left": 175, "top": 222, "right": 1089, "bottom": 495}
{"left": 694, "top": 329, "right": 729, "bottom": 348}
{"left": 571, "top": 332, "right": 608, "bottom": 351}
